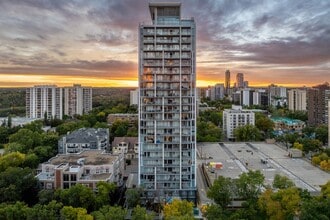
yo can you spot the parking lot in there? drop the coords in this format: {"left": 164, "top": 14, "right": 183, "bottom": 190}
{"left": 197, "top": 142, "right": 330, "bottom": 192}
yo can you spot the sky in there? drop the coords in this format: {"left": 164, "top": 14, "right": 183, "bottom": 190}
{"left": 0, "top": 0, "right": 329, "bottom": 88}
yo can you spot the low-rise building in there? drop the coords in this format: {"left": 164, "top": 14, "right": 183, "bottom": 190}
{"left": 271, "top": 117, "right": 306, "bottom": 132}
{"left": 58, "top": 128, "right": 109, "bottom": 154}
{"left": 112, "top": 137, "right": 138, "bottom": 159}
{"left": 223, "top": 105, "right": 255, "bottom": 140}
{"left": 36, "top": 150, "right": 124, "bottom": 190}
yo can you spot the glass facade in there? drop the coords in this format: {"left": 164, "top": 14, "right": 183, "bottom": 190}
{"left": 138, "top": 3, "right": 196, "bottom": 202}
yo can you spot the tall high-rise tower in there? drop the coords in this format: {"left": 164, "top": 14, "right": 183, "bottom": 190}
{"left": 138, "top": 2, "right": 196, "bottom": 202}
{"left": 63, "top": 84, "right": 92, "bottom": 117}
{"left": 225, "top": 70, "right": 230, "bottom": 96}
{"left": 236, "top": 73, "right": 244, "bottom": 88}
{"left": 26, "top": 85, "right": 63, "bottom": 119}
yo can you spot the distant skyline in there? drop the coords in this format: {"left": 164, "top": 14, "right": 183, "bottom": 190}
{"left": 0, "top": 0, "right": 329, "bottom": 88}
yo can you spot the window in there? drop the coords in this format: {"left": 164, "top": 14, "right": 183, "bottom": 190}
{"left": 70, "top": 174, "right": 77, "bottom": 182}
{"left": 63, "top": 174, "right": 69, "bottom": 181}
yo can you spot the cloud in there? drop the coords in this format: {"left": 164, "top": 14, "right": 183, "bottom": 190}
{"left": 0, "top": 0, "right": 329, "bottom": 86}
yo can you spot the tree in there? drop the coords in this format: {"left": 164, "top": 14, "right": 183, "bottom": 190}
{"left": 300, "top": 197, "right": 330, "bottom": 220}
{"left": 0, "top": 126, "right": 10, "bottom": 144}
{"left": 197, "top": 121, "right": 222, "bottom": 142}
{"left": 315, "top": 125, "right": 328, "bottom": 145}
{"left": 125, "top": 188, "right": 142, "bottom": 208}
{"left": 0, "top": 167, "right": 39, "bottom": 205}
{"left": 204, "top": 204, "right": 226, "bottom": 220}
{"left": 301, "top": 138, "right": 322, "bottom": 153}
{"left": 258, "top": 187, "right": 301, "bottom": 220}
{"left": 92, "top": 205, "right": 127, "bottom": 220}
{"left": 95, "top": 182, "right": 117, "bottom": 209}
{"left": 255, "top": 114, "right": 274, "bottom": 139}
{"left": 321, "top": 180, "right": 330, "bottom": 198}
{"left": 60, "top": 206, "right": 93, "bottom": 220}
{"left": 28, "top": 200, "right": 63, "bottom": 220}
{"left": 54, "top": 184, "right": 96, "bottom": 211}
{"left": 272, "top": 174, "right": 295, "bottom": 189}
{"left": 236, "top": 170, "right": 265, "bottom": 201}
{"left": 207, "top": 176, "right": 233, "bottom": 207}
{"left": 0, "top": 151, "right": 26, "bottom": 172}
{"left": 163, "top": 199, "right": 194, "bottom": 220}
{"left": 8, "top": 128, "right": 41, "bottom": 152}
{"left": 0, "top": 201, "right": 29, "bottom": 220}
{"left": 234, "top": 125, "right": 261, "bottom": 142}
{"left": 293, "top": 142, "right": 303, "bottom": 151}
{"left": 132, "top": 205, "right": 154, "bottom": 220}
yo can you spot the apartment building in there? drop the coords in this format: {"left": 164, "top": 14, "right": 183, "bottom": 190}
{"left": 223, "top": 105, "right": 255, "bottom": 140}
{"left": 288, "top": 89, "right": 307, "bottom": 111}
{"left": 307, "top": 83, "right": 330, "bottom": 125}
{"left": 138, "top": 3, "right": 196, "bottom": 202}
{"left": 58, "top": 128, "right": 109, "bottom": 154}
{"left": 26, "top": 85, "right": 63, "bottom": 119}
{"left": 64, "top": 84, "right": 92, "bottom": 117}
{"left": 36, "top": 150, "right": 124, "bottom": 190}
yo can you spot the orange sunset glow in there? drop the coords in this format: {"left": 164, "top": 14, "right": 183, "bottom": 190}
{"left": 0, "top": 0, "right": 329, "bottom": 88}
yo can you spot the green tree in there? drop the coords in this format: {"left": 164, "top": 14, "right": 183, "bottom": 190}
{"left": 23, "top": 120, "right": 43, "bottom": 133}
{"left": 315, "top": 125, "right": 328, "bottom": 145}
{"left": 125, "top": 188, "right": 142, "bottom": 208}
{"left": 8, "top": 128, "right": 42, "bottom": 152}
{"left": 163, "top": 199, "right": 194, "bottom": 220}
{"left": 95, "top": 182, "right": 117, "bottom": 209}
{"left": 272, "top": 174, "right": 295, "bottom": 189}
{"left": 60, "top": 206, "right": 93, "bottom": 220}
{"left": 197, "top": 121, "right": 222, "bottom": 142}
{"left": 255, "top": 113, "right": 274, "bottom": 139}
{"left": 0, "top": 152, "right": 26, "bottom": 172}
{"left": 236, "top": 170, "right": 265, "bottom": 201}
{"left": 0, "top": 126, "right": 10, "bottom": 144}
{"left": 204, "top": 204, "right": 226, "bottom": 220}
{"left": 27, "top": 200, "right": 63, "bottom": 220}
{"left": 132, "top": 205, "right": 154, "bottom": 220}
{"left": 300, "top": 197, "right": 330, "bottom": 220}
{"left": 207, "top": 176, "right": 233, "bottom": 207}
{"left": 234, "top": 125, "right": 261, "bottom": 142}
{"left": 0, "top": 201, "right": 29, "bottom": 220}
{"left": 0, "top": 167, "right": 39, "bottom": 205}
{"left": 258, "top": 187, "right": 301, "bottom": 220}
{"left": 92, "top": 205, "right": 127, "bottom": 220}
{"left": 54, "top": 184, "right": 96, "bottom": 211}
{"left": 301, "top": 138, "right": 322, "bottom": 153}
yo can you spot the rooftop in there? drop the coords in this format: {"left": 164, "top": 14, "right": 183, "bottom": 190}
{"left": 48, "top": 150, "right": 117, "bottom": 166}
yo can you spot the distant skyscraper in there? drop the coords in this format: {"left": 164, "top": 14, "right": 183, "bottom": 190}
{"left": 63, "top": 84, "right": 92, "bottom": 117}
{"left": 130, "top": 89, "right": 139, "bottom": 106}
{"left": 288, "top": 89, "right": 307, "bottom": 112}
{"left": 210, "top": 83, "right": 225, "bottom": 101}
{"left": 307, "top": 83, "right": 330, "bottom": 126}
{"left": 138, "top": 3, "right": 196, "bottom": 202}
{"left": 225, "top": 70, "right": 230, "bottom": 96}
{"left": 26, "top": 85, "right": 63, "bottom": 119}
{"left": 236, "top": 73, "right": 244, "bottom": 88}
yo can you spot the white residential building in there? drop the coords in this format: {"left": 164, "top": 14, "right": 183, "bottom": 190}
{"left": 288, "top": 89, "right": 307, "bottom": 111}
{"left": 26, "top": 85, "right": 63, "bottom": 119}
{"left": 223, "top": 105, "right": 255, "bottom": 140}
